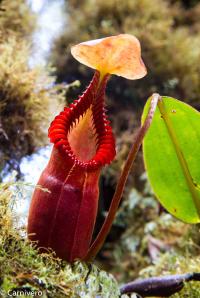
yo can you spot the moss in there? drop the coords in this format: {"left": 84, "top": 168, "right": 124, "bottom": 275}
{"left": 102, "top": 178, "right": 200, "bottom": 297}
{"left": 140, "top": 250, "right": 200, "bottom": 297}
{"left": 0, "top": 181, "right": 120, "bottom": 298}
{"left": 0, "top": 180, "right": 199, "bottom": 297}
{"left": 0, "top": 36, "right": 66, "bottom": 177}
{"left": 105, "top": 191, "right": 200, "bottom": 296}
{"left": 97, "top": 180, "right": 160, "bottom": 281}
{"left": 0, "top": 0, "right": 68, "bottom": 177}
{"left": 139, "top": 220, "right": 200, "bottom": 297}
{"left": 0, "top": 0, "right": 36, "bottom": 38}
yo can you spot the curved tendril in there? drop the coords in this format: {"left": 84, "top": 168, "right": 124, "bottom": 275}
{"left": 86, "top": 93, "right": 160, "bottom": 261}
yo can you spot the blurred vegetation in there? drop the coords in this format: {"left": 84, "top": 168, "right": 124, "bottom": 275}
{"left": 0, "top": 0, "right": 36, "bottom": 38}
{"left": 100, "top": 179, "right": 200, "bottom": 296}
{"left": 0, "top": 0, "right": 65, "bottom": 178}
{"left": 140, "top": 223, "right": 200, "bottom": 297}
{"left": 0, "top": 181, "right": 120, "bottom": 298}
{"left": 52, "top": 0, "right": 200, "bottom": 109}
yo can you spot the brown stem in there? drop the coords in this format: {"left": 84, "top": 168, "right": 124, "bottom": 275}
{"left": 120, "top": 273, "right": 200, "bottom": 297}
{"left": 85, "top": 93, "right": 160, "bottom": 261}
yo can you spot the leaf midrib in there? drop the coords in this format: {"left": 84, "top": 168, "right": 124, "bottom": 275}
{"left": 158, "top": 98, "right": 200, "bottom": 218}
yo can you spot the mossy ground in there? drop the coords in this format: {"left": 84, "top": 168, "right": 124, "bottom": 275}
{"left": 0, "top": 181, "right": 120, "bottom": 298}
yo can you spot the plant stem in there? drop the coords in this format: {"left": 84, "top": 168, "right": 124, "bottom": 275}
{"left": 120, "top": 272, "right": 200, "bottom": 296}
{"left": 85, "top": 93, "right": 160, "bottom": 261}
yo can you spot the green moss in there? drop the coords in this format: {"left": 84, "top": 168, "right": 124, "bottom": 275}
{"left": 0, "top": 181, "right": 120, "bottom": 298}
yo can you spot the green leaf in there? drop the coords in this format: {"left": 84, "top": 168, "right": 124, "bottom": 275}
{"left": 142, "top": 96, "right": 200, "bottom": 223}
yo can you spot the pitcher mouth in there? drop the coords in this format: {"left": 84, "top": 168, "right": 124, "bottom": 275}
{"left": 48, "top": 71, "right": 116, "bottom": 171}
